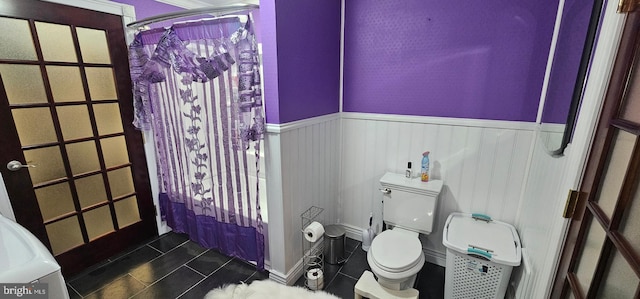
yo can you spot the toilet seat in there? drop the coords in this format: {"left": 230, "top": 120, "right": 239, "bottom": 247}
{"left": 368, "top": 229, "right": 423, "bottom": 274}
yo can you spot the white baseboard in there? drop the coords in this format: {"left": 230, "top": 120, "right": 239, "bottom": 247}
{"left": 423, "top": 248, "right": 446, "bottom": 267}
{"left": 269, "top": 258, "right": 304, "bottom": 286}
{"left": 269, "top": 259, "right": 302, "bottom": 286}
{"left": 269, "top": 241, "right": 326, "bottom": 286}
{"left": 268, "top": 269, "right": 287, "bottom": 285}
{"left": 341, "top": 223, "right": 363, "bottom": 241}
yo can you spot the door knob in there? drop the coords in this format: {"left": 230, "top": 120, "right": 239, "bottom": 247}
{"left": 6, "top": 160, "right": 35, "bottom": 171}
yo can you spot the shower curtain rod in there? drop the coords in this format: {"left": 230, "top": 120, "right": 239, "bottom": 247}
{"left": 126, "top": 3, "right": 259, "bottom": 29}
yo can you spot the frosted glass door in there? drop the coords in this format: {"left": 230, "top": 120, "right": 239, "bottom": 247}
{"left": 0, "top": 0, "right": 156, "bottom": 277}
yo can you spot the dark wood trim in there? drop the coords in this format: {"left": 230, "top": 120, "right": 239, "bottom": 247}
{"left": 41, "top": 191, "right": 138, "bottom": 226}
{"left": 586, "top": 239, "right": 611, "bottom": 298}
{"left": 587, "top": 201, "right": 610, "bottom": 229}
{"left": 608, "top": 137, "right": 640, "bottom": 230}
{"left": 567, "top": 272, "right": 586, "bottom": 299}
{"left": 8, "top": 99, "right": 120, "bottom": 110}
{"left": 0, "top": 0, "right": 123, "bottom": 29}
{"left": 29, "top": 14, "right": 92, "bottom": 246}
{"left": 611, "top": 119, "right": 640, "bottom": 135}
{"left": 0, "top": 59, "right": 112, "bottom": 68}
{"left": 22, "top": 132, "right": 127, "bottom": 152}
{"left": 609, "top": 231, "right": 640, "bottom": 277}
{"left": 551, "top": 11, "right": 640, "bottom": 297}
{"left": 0, "top": 75, "right": 51, "bottom": 248}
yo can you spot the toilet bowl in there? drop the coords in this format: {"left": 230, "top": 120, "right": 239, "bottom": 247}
{"left": 366, "top": 228, "right": 425, "bottom": 290}
{"left": 367, "top": 172, "right": 443, "bottom": 291}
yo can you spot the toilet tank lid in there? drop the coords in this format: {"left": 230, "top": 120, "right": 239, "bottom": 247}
{"left": 380, "top": 172, "right": 443, "bottom": 196}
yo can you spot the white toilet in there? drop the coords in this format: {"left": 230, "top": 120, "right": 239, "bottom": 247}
{"left": 367, "top": 172, "right": 443, "bottom": 290}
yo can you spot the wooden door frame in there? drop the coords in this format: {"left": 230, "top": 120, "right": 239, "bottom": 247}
{"left": 0, "top": 0, "right": 137, "bottom": 222}
{"left": 550, "top": 9, "right": 640, "bottom": 299}
{"left": 0, "top": 0, "right": 158, "bottom": 276}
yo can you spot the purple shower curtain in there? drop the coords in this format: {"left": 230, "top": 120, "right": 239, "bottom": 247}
{"left": 128, "top": 16, "right": 265, "bottom": 269}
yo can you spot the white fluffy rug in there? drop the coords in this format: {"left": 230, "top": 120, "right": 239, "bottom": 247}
{"left": 204, "top": 279, "right": 340, "bottom": 299}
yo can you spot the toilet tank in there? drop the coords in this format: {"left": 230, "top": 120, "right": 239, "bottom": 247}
{"left": 380, "top": 172, "right": 443, "bottom": 234}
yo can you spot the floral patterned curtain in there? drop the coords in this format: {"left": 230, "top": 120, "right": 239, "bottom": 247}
{"left": 128, "top": 16, "right": 265, "bottom": 269}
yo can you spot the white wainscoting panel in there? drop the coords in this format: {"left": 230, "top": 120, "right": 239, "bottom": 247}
{"left": 267, "top": 114, "right": 341, "bottom": 277}
{"left": 516, "top": 134, "right": 570, "bottom": 298}
{"left": 339, "top": 114, "right": 535, "bottom": 265}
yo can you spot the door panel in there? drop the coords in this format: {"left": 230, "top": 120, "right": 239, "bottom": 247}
{"left": 593, "top": 129, "right": 636, "bottom": 219}
{"left": 595, "top": 247, "right": 638, "bottom": 298}
{"left": 573, "top": 216, "right": 606, "bottom": 294}
{"left": 552, "top": 9, "right": 640, "bottom": 298}
{"left": 0, "top": 0, "right": 157, "bottom": 276}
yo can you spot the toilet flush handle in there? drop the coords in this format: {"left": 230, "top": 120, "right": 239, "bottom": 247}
{"left": 379, "top": 188, "right": 391, "bottom": 194}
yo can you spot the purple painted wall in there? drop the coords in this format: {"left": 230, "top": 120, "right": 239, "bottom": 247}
{"left": 343, "top": 0, "right": 559, "bottom": 122}
{"left": 114, "top": 0, "right": 185, "bottom": 28}
{"left": 261, "top": 0, "right": 281, "bottom": 123}
{"left": 269, "top": 0, "right": 341, "bottom": 123}
{"left": 541, "top": 0, "right": 595, "bottom": 124}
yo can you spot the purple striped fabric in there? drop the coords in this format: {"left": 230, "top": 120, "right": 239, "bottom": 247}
{"left": 130, "top": 16, "right": 265, "bottom": 270}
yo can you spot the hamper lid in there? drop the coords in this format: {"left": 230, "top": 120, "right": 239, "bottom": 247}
{"left": 442, "top": 212, "right": 521, "bottom": 266}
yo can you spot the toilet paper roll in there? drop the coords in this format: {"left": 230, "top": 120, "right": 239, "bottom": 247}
{"left": 306, "top": 268, "right": 324, "bottom": 290}
{"left": 303, "top": 221, "right": 324, "bottom": 243}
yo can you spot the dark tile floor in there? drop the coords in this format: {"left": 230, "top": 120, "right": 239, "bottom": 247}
{"left": 66, "top": 232, "right": 445, "bottom": 299}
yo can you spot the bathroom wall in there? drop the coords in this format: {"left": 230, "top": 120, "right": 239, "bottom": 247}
{"left": 19, "top": 0, "right": 609, "bottom": 292}
{"left": 515, "top": 136, "right": 571, "bottom": 298}
{"left": 264, "top": 0, "right": 341, "bottom": 124}
{"left": 337, "top": 0, "right": 555, "bottom": 265}
{"left": 114, "top": 0, "right": 183, "bottom": 22}
{"left": 342, "top": 0, "right": 559, "bottom": 122}
{"left": 267, "top": 115, "right": 341, "bottom": 276}
{"left": 259, "top": 0, "right": 342, "bottom": 282}
{"left": 541, "top": 0, "right": 595, "bottom": 124}
{"left": 339, "top": 114, "right": 535, "bottom": 264}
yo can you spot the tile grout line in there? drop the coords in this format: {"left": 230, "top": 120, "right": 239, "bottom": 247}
{"left": 82, "top": 274, "right": 146, "bottom": 299}
{"left": 127, "top": 273, "right": 150, "bottom": 287}
{"left": 179, "top": 248, "right": 211, "bottom": 277}
{"left": 124, "top": 241, "right": 210, "bottom": 298}
{"left": 68, "top": 244, "right": 166, "bottom": 296}
{"left": 65, "top": 238, "right": 163, "bottom": 284}
{"left": 336, "top": 272, "right": 360, "bottom": 281}
{"left": 184, "top": 264, "right": 207, "bottom": 277}
{"left": 325, "top": 245, "right": 358, "bottom": 288}
{"left": 131, "top": 241, "right": 190, "bottom": 270}
{"left": 147, "top": 244, "right": 164, "bottom": 254}
{"left": 67, "top": 234, "right": 192, "bottom": 298}
{"left": 66, "top": 283, "right": 83, "bottom": 298}
{"left": 243, "top": 271, "right": 258, "bottom": 282}
{"left": 174, "top": 258, "right": 237, "bottom": 299}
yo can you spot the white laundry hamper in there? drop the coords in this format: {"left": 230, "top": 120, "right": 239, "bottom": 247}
{"left": 442, "top": 212, "right": 521, "bottom": 299}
